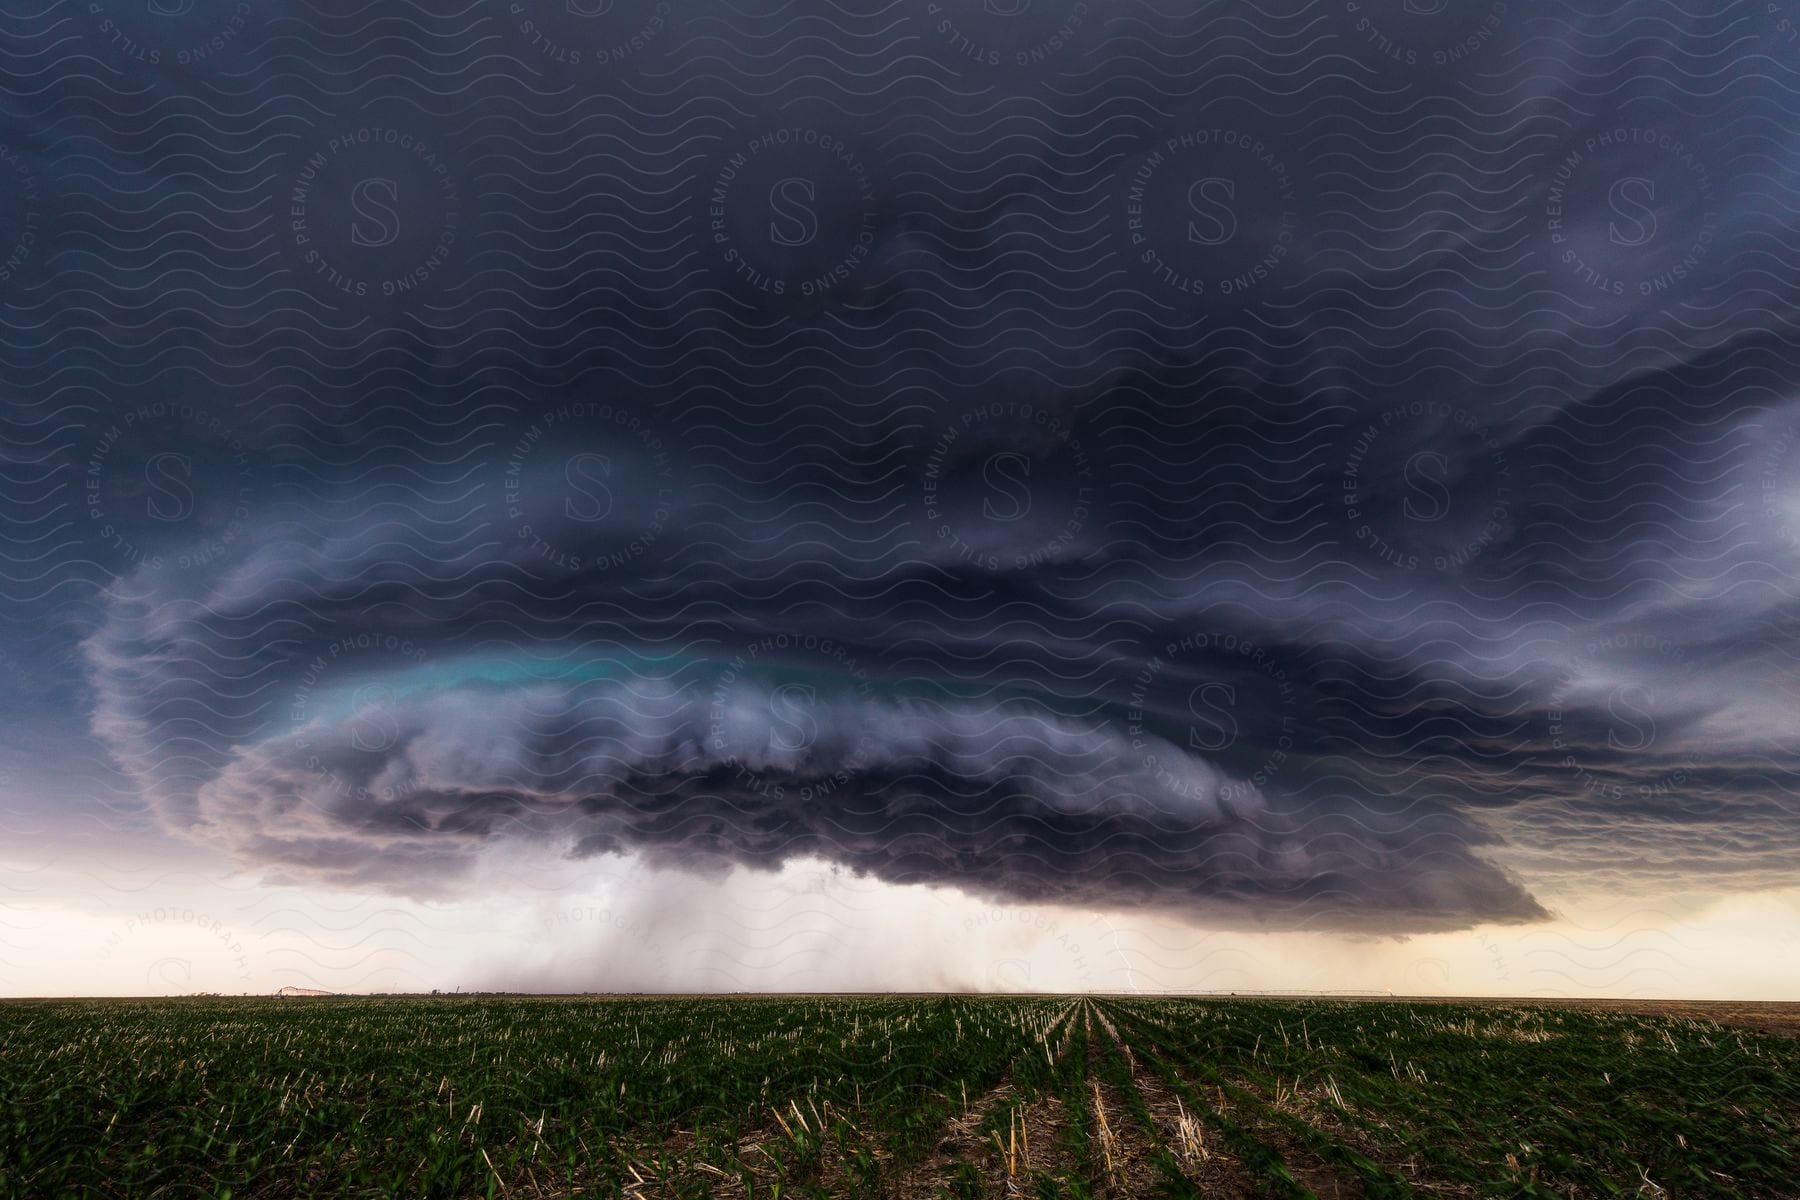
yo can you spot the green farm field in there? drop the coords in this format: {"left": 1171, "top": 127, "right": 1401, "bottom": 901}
{"left": 3, "top": 994, "right": 1797, "bottom": 1199}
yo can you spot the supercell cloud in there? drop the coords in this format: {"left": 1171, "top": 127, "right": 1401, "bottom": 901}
{"left": 4, "top": 0, "right": 1799, "bottom": 942}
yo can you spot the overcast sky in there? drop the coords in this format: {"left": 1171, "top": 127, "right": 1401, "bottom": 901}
{"left": 2, "top": 0, "right": 1799, "bottom": 997}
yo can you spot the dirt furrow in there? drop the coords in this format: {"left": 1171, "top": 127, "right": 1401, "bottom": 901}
{"left": 884, "top": 1003, "right": 1082, "bottom": 1198}
{"left": 1088, "top": 999, "right": 1273, "bottom": 1199}
{"left": 1082, "top": 1026, "right": 1181, "bottom": 1195}
{"left": 1224, "top": 1073, "right": 1477, "bottom": 1198}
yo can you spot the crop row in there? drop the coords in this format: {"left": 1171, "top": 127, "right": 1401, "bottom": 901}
{"left": 5, "top": 995, "right": 1797, "bottom": 1198}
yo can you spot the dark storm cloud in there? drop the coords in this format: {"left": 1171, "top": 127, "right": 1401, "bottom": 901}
{"left": 114, "top": 597, "right": 1546, "bottom": 930}
{"left": 78, "top": 415, "right": 1780, "bottom": 932}
{"left": 74, "top": 480, "right": 1546, "bottom": 931}
{"left": 5, "top": 0, "right": 1798, "bottom": 934}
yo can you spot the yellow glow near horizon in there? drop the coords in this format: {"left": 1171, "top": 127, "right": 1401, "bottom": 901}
{"left": 5, "top": 852, "right": 1796, "bottom": 999}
